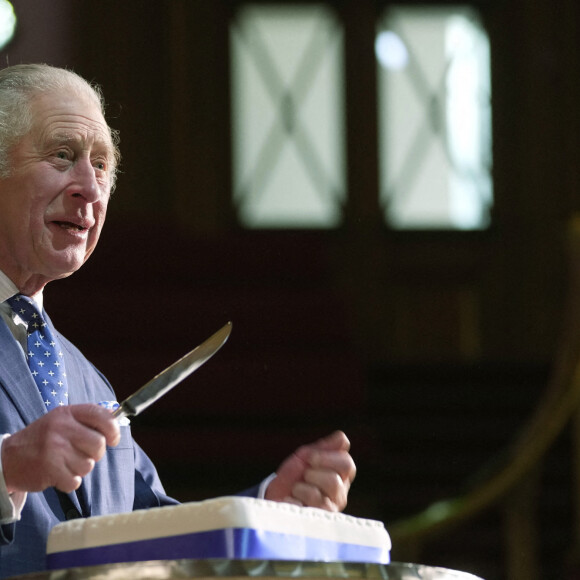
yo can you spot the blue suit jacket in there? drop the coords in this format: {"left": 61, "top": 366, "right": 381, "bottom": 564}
{"left": 0, "top": 314, "right": 238, "bottom": 578}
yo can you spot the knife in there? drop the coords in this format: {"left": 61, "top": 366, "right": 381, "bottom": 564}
{"left": 112, "top": 321, "right": 232, "bottom": 419}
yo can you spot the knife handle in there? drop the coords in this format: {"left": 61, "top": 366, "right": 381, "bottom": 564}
{"left": 111, "top": 405, "right": 127, "bottom": 419}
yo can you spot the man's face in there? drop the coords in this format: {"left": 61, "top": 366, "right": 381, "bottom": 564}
{"left": 0, "top": 90, "right": 116, "bottom": 293}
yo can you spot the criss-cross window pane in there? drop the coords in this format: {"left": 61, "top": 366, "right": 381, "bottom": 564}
{"left": 230, "top": 4, "right": 345, "bottom": 228}
{"left": 377, "top": 6, "right": 493, "bottom": 230}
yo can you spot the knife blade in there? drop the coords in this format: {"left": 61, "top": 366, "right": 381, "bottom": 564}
{"left": 112, "top": 321, "right": 232, "bottom": 419}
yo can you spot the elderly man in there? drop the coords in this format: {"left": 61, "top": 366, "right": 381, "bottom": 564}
{"left": 0, "top": 64, "right": 356, "bottom": 578}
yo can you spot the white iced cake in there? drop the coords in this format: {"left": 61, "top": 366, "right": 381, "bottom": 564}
{"left": 46, "top": 497, "right": 391, "bottom": 570}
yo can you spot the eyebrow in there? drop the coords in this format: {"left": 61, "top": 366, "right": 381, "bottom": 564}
{"left": 44, "top": 131, "right": 115, "bottom": 158}
{"left": 46, "top": 131, "right": 107, "bottom": 145}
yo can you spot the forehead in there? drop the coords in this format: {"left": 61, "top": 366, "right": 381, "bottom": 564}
{"left": 27, "top": 90, "right": 114, "bottom": 153}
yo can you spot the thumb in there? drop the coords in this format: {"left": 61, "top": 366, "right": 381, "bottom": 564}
{"left": 277, "top": 449, "right": 309, "bottom": 481}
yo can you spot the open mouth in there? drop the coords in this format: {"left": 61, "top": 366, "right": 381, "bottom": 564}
{"left": 53, "top": 221, "right": 88, "bottom": 232}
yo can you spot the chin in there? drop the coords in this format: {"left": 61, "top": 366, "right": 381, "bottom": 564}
{"left": 43, "top": 255, "right": 89, "bottom": 281}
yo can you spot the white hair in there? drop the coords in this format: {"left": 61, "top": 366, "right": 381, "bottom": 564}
{"left": 0, "top": 63, "right": 120, "bottom": 188}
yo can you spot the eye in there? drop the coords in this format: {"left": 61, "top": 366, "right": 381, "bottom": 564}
{"left": 54, "top": 149, "right": 73, "bottom": 162}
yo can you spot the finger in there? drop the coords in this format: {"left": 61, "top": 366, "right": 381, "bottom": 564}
{"left": 70, "top": 404, "right": 121, "bottom": 447}
{"left": 282, "top": 496, "right": 304, "bottom": 507}
{"left": 304, "top": 469, "right": 350, "bottom": 504}
{"left": 303, "top": 468, "right": 349, "bottom": 509}
{"left": 53, "top": 447, "right": 97, "bottom": 493}
{"left": 310, "top": 431, "right": 351, "bottom": 452}
{"left": 46, "top": 414, "right": 108, "bottom": 463}
{"left": 64, "top": 454, "right": 96, "bottom": 480}
{"left": 294, "top": 432, "right": 351, "bottom": 465}
{"left": 303, "top": 450, "right": 357, "bottom": 483}
{"left": 51, "top": 451, "right": 87, "bottom": 493}
{"left": 68, "top": 429, "right": 107, "bottom": 463}
{"left": 54, "top": 473, "right": 83, "bottom": 494}
{"left": 291, "top": 481, "right": 338, "bottom": 512}
{"left": 71, "top": 403, "right": 120, "bottom": 438}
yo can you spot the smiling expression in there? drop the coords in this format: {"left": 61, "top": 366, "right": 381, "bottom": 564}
{"left": 0, "top": 89, "right": 116, "bottom": 295}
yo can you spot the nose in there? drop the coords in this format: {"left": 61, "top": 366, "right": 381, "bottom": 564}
{"left": 66, "top": 157, "right": 103, "bottom": 203}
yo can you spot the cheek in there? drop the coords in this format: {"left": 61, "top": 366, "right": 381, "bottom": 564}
{"left": 26, "top": 202, "right": 47, "bottom": 236}
{"left": 95, "top": 200, "right": 108, "bottom": 231}
{"left": 86, "top": 204, "right": 108, "bottom": 252}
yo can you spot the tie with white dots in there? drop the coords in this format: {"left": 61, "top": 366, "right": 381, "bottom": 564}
{"left": 7, "top": 294, "right": 69, "bottom": 409}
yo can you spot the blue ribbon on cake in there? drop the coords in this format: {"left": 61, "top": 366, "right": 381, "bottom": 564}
{"left": 46, "top": 527, "right": 391, "bottom": 569}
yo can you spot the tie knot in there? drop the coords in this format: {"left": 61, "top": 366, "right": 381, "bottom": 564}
{"left": 6, "top": 294, "right": 44, "bottom": 329}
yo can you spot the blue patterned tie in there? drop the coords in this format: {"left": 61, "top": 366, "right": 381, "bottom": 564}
{"left": 7, "top": 294, "right": 69, "bottom": 409}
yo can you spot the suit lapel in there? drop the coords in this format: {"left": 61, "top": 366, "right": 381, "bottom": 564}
{"left": 47, "top": 319, "right": 95, "bottom": 515}
{"left": 60, "top": 345, "right": 94, "bottom": 515}
{"left": 0, "top": 321, "right": 48, "bottom": 422}
{"left": 0, "top": 318, "right": 86, "bottom": 517}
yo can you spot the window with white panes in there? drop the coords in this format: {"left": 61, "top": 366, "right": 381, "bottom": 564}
{"left": 230, "top": 3, "right": 493, "bottom": 231}
{"left": 377, "top": 5, "right": 493, "bottom": 230}
{"left": 230, "top": 3, "right": 346, "bottom": 229}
